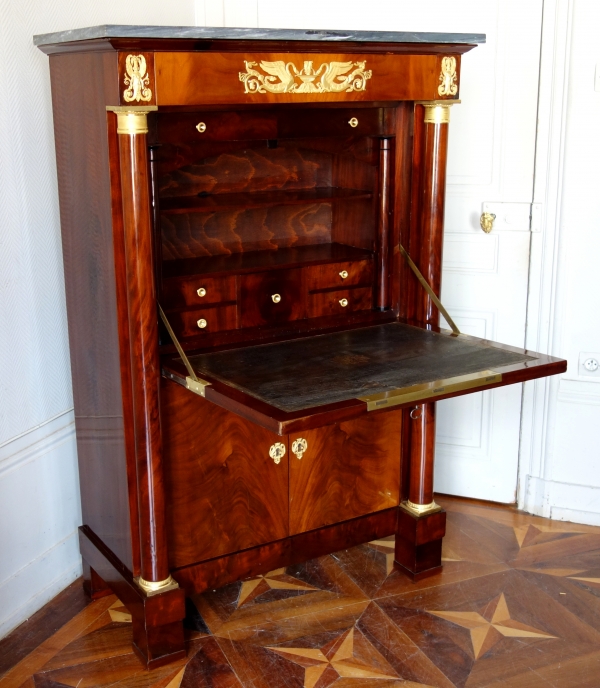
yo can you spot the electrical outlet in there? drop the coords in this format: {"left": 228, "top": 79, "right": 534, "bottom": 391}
{"left": 579, "top": 351, "right": 600, "bottom": 377}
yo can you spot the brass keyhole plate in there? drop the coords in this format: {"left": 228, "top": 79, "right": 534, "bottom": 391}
{"left": 291, "top": 438, "right": 307, "bottom": 459}
{"left": 196, "top": 122, "right": 207, "bottom": 133}
{"left": 348, "top": 117, "right": 359, "bottom": 127}
{"left": 272, "top": 293, "right": 282, "bottom": 303}
{"left": 269, "top": 442, "right": 286, "bottom": 464}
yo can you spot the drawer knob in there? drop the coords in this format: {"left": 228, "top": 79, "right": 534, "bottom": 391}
{"left": 197, "top": 318, "right": 207, "bottom": 329}
{"left": 272, "top": 293, "right": 281, "bottom": 304}
{"left": 196, "top": 122, "right": 207, "bottom": 133}
{"left": 339, "top": 298, "right": 349, "bottom": 307}
{"left": 269, "top": 442, "right": 286, "bottom": 464}
{"left": 348, "top": 117, "right": 359, "bottom": 128}
{"left": 197, "top": 287, "right": 207, "bottom": 297}
{"left": 339, "top": 270, "right": 349, "bottom": 279}
{"left": 291, "top": 438, "right": 307, "bottom": 460}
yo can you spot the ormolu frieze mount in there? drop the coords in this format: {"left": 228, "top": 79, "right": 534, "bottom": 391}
{"left": 239, "top": 59, "right": 372, "bottom": 94}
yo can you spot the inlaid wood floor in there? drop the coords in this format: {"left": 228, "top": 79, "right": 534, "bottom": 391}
{"left": 2, "top": 496, "right": 600, "bottom": 687}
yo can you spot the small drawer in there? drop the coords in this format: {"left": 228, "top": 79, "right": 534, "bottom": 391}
{"left": 277, "top": 108, "right": 395, "bottom": 138}
{"left": 240, "top": 269, "right": 305, "bottom": 328}
{"left": 306, "top": 260, "right": 373, "bottom": 292}
{"left": 156, "top": 111, "right": 277, "bottom": 143}
{"left": 308, "top": 287, "right": 373, "bottom": 318}
{"left": 165, "top": 304, "right": 238, "bottom": 338}
{"left": 161, "top": 275, "right": 236, "bottom": 310}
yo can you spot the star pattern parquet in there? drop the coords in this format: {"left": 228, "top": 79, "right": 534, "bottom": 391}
{"left": 2, "top": 496, "right": 600, "bottom": 687}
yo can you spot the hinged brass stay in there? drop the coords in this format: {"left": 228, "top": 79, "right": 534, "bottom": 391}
{"left": 158, "top": 304, "right": 211, "bottom": 398}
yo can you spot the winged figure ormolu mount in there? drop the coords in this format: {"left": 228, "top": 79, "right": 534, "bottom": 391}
{"left": 239, "top": 59, "right": 372, "bottom": 94}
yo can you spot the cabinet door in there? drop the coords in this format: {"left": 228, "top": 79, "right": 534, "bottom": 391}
{"left": 289, "top": 410, "right": 401, "bottom": 535}
{"left": 161, "top": 380, "right": 289, "bottom": 568}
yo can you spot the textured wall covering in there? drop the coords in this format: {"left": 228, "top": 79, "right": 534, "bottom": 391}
{"left": 0, "top": 0, "right": 194, "bottom": 638}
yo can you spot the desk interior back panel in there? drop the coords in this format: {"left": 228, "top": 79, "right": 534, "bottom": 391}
{"left": 188, "top": 323, "right": 534, "bottom": 412}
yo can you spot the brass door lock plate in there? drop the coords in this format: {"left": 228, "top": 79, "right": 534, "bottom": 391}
{"left": 269, "top": 443, "right": 286, "bottom": 464}
{"left": 291, "top": 438, "right": 307, "bottom": 459}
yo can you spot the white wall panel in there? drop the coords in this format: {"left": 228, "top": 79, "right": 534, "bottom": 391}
{"left": 0, "top": 0, "right": 194, "bottom": 638}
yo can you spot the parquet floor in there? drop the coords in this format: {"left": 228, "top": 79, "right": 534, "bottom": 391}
{"left": 2, "top": 496, "right": 600, "bottom": 687}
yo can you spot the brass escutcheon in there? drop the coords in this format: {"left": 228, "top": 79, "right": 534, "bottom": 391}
{"left": 196, "top": 122, "right": 207, "bottom": 133}
{"left": 339, "top": 270, "right": 349, "bottom": 279}
{"left": 269, "top": 442, "right": 286, "bottom": 464}
{"left": 272, "top": 293, "right": 282, "bottom": 303}
{"left": 291, "top": 438, "right": 308, "bottom": 459}
{"left": 339, "top": 298, "right": 349, "bottom": 307}
{"left": 480, "top": 212, "right": 496, "bottom": 233}
{"left": 197, "top": 319, "right": 207, "bottom": 329}
{"left": 197, "top": 287, "right": 207, "bottom": 297}
{"left": 348, "top": 117, "right": 359, "bottom": 127}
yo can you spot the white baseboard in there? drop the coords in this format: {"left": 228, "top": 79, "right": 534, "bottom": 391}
{"left": 522, "top": 475, "right": 600, "bottom": 525}
{"left": 0, "top": 530, "right": 82, "bottom": 638}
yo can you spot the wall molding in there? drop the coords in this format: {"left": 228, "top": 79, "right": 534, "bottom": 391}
{"left": 0, "top": 530, "right": 81, "bottom": 638}
{"left": 0, "top": 408, "right": 74, "bottom": 478}
{"left": 518, "top": 0, "right": 573, "bottom": 507}
{"left": 524, "top": 476, "right": 600, "bottom": 526}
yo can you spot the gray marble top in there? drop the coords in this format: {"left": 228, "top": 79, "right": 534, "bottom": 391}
{"left": 34, "top": 25, "right": 485, "bottom": 47}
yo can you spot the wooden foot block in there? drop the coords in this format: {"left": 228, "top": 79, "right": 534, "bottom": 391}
{"left": 132, "top": 617, "right": 186, "bottom": 669}
{"left": 82, "top": 561, "right": 113, "bottom": 600}
{"left": 394, "top": 507, "right": 446, "bottom": 580}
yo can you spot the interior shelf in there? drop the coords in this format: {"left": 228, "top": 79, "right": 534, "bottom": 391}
{"left": 161, "top": 242, "right": 374, "bottom": 279}
{"left": 159, "top": 187, "right": 373, "bottom": 214}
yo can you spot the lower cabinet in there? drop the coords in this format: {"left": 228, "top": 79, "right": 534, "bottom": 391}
{"left": 161, "top": 380, "right": 289, "bottom": 569}
{"left": 289, "top": 411, "right": 402, "bottom": 534}
{"left": 161, "top": 380, "right": 402, "bottom": 569}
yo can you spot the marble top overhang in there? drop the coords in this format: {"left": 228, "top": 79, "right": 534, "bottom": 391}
{"left": 34, "top": 24, "right": 486, "bottom": 48}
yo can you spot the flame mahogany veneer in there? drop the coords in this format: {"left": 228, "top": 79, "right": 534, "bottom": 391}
{"left": 36, "top": 26, "right": 566, "bottom": 668}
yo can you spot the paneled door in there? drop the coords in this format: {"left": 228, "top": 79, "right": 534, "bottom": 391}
{"left": 433, "top": 0, "right": 543, "bottom": 501}
{"left": 200, "top": 0, "right": 543, "bottom": 502}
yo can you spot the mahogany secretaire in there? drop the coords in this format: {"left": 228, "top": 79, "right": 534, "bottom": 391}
{"left": 35, "top": 25, "right": 566, "bottom": 668}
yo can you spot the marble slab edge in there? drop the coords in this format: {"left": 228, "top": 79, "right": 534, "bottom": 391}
{"left": 34, "top": 24, "right": 486, "bottom": 47}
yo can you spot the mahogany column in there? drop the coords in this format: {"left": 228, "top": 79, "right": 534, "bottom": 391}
{"left": 395, "top": 102, "right": 456, "bottom": 580}
{"left": 112, "top": 108, "right": 186, "bottom": 667}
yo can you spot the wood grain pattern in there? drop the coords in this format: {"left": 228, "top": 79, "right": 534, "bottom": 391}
{"left": 117, "top": 127, "right": 169, "bottom": 584}
{"left": 289, "top": 411, "right": 402, "bottom": 534}
{"left": 165, "top": 303, "right": 238, "bottom": 338}
{"left": 161, "top": 203, "right": 332, "bottom": 259}
{"left": 48, "top": 51, "right": 135, "bottom": 572}
{"left": 161, "top": 379, "right": 290, "bottom": 569}
{"left": 408, "top": 402, "right": 437, "bottom": 506}
{"left": 305, "top": 258, "right": 373, "bottom": 290}
{"left": 394, "top": 507, "right": 446, "bottom": 580}
{"left": 155, "top": 52, "right": 460, "bottom": 105}
{"left": 161, "top": 274, "right": 236, "bottom": 309}
{"left": 306, "top": 286, "right": 372, "bottom": 318}
{"left": 239, "top": 268, "right": 305, "bottom": 327}
{"left": 159, "top": 146, "right": 333, "bottom": 198}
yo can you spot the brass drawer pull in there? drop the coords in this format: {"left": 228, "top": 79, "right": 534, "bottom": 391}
{"left": 269, "top": 442, "right": 286, "bottom": 464}
{"left": 339, "top": 270, "right": 349, "bottom": 279}
{"left": 272, "top": 293, "right": 281, "bottom": 303}
{"left": 197, "top": 318, "right": 207, "bottom": 329}
{"left": 348, "top": 117, "right": 358, "bottom": 128}
{"left": 291, "top": 438, "right": 307, "bottom": 459}
{"left": 197, "top": 287, "right": 207, "bottom": 297}
{"left": 196, "top": 122, "right": 207, "bottom": 133}
{"left": 339, "top": 298, "right": 349, "bottom": 307}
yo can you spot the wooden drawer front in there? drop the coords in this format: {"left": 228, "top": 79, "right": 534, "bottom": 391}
{"left": 306, "top": 260, "right": 373, "bottom": 291}
{"left": 277, "top": 108, "right": 394, "bottom": 138}
{"left": 240, "top": 269, "right": 305, "bottom": 328}
{"left": 157, "top": 111, "right": 277, "bottom": 143}
{"left": 307, "top": 287, "right": 372, "bottom": 318}
{"left": 167, "top": 304, "right": 237, "bottom": 338}
{"left": 162, "top": 275, "right": 236, "bottom": 309}
{"left": 289, "top": 410, "right": 401, "bottom": 535}
{"left": 161, "top": 381, "right": 289, "bottom": 567}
